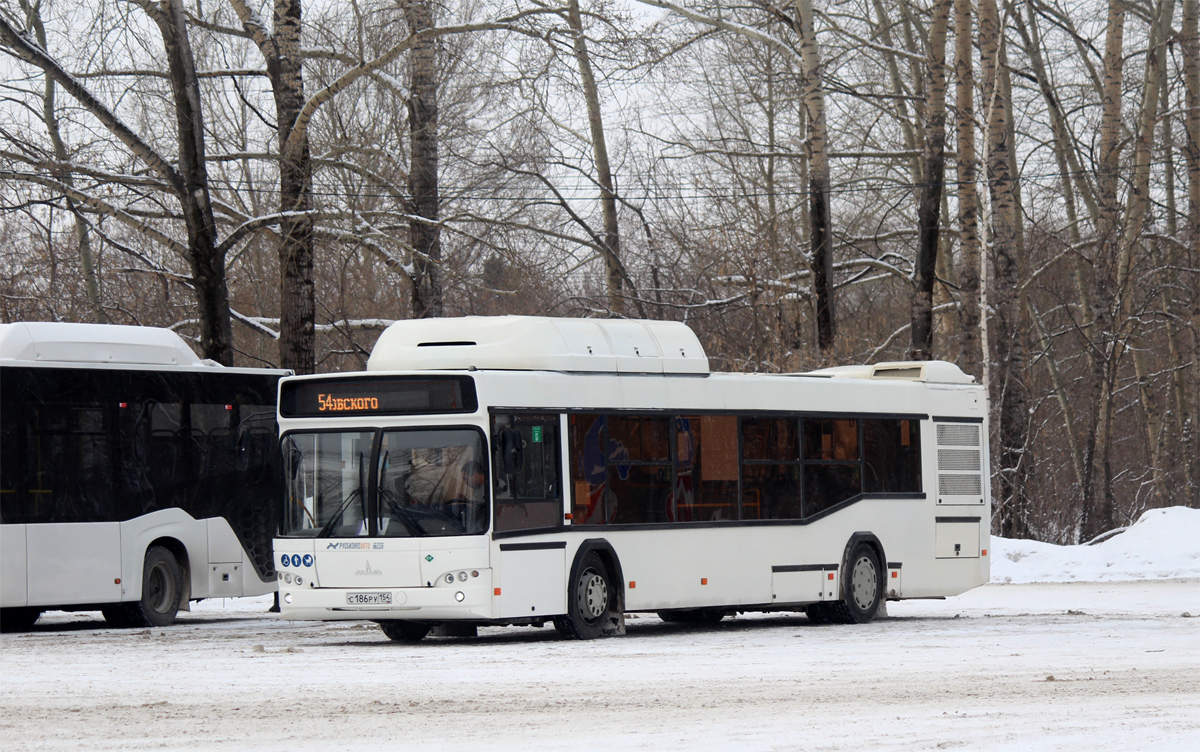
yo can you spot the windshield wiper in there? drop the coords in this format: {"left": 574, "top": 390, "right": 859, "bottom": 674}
{"left": 316, "top": 451, "right": 365, "bottom": 537}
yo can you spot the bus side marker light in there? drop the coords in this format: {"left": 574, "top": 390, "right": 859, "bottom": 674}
{"left": 114, "top": 578, "right": 121, "bottom": 584}
{"left": 701, "top": 578, "right": 707, "bottom": 585}
{"left": 982, "top": 549, "right": 987, "bottom": 556}
{"left": 629, "top": 581, "right": 636, "bottom": 589}
{"left": 494, "top": 588, "right": 501, "bottom": 596}
{"left": 891, "top": 571, "right": 898, "bottom": 579}
{"left": 827, "top": 573, "right": 835, "bottom": 580}
{"left": 564, "top": 513, "right": 573, "bottom": 520}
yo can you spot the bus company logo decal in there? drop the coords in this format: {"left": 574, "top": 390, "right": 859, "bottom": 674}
{"left": 327, "top": 542, "right": 372, "bottom": 550}
{"left": 356, "top": 561, "right": 382, "bottom": 576}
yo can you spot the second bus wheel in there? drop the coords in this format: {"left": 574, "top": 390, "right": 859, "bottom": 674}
{"left": 378, "top": 620, "right": 431, "bottom": 642}
{"left": 104, "top": 546, "right": 184, "bottom": 628}
{"left": 554, "top": 552, "right": 615, "bottom": 640}
{"left": 0, "top": 607, "right": 43, "bottom": 633}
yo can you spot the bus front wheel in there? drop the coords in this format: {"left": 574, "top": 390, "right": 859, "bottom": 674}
{"left": 103, "top": 546, "right": 183, "bottom": 628}
{"left": 554, "top": 552, "right": 615, "bottom": 640}
{"left": 378, "top": 620, "right": 430, "bottom": 642}
{"left": 829, "top": 543, "right": 883, "bottom": 624}
{"left": 0, "top": 608, "right": 43, "bottom": 632}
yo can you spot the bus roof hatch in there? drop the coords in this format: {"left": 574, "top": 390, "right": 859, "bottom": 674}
{"left": 366, "top": 316, "right": 710, "bottom": 375}
{"left": 0, "top": 322, "right": 206, "bottom": 367}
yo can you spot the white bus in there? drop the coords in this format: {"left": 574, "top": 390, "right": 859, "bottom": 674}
{"left": 274, "top": 316, "right": 990, "bottom": 640}
{"left": 1, "top": 323, "right": 287, "bottom": 631}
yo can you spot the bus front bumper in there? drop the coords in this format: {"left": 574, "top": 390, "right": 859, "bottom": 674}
{"left": 276, "top": 578, "right": 494, "bottom": 621}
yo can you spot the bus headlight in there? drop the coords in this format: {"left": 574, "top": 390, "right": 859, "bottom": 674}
{"left": 455, "top": 591, "right": 465, "bottom": 602}
{"left": 458, "top": 571, "right": 468, "bottom": 582}
{"left": 444, "top": 573, "right": 455, "bottom": 584}
{"left": 295, "top": 576, "right": 303, "bottom": 586}
{"left": 283, "top": 593, "right": 293, "bottom": 604}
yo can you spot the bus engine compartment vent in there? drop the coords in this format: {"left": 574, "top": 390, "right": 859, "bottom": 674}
{"left": 935, "top": 423, "right": 985, "bottom": 504}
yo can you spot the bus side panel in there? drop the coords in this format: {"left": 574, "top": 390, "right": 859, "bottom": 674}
{"left": 1, "top": 524, "right": 27, "bottom": 607}
{"left": 119, "top": 509, "right": 208, "bottom": 601}
{"left": 25, "top": 522, "right": 122, "bottom": 607}
{"left": 497, "top": 548, "right": 565, "bottom": 618}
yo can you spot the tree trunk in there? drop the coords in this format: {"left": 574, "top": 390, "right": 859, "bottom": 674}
{"left": 231, "top": 0, "right": 316, "bottom": 373}
{"left": 273, "top": 0, "right": 317, "bottom": 371}
{"left": 796, "top": 0, "right": 835, "bottom": 350}
{"left": 979, "top": 0, "right": 1028, "bottom": 538}
{"left": 1182, "top": 0, "right": 1200, "bottom": 504}
{"left": 24, "top": 2, "right": 106, "bottom": 324}
{"left": 156, "top": 0, "right": 233, "bottom": 365}
{"left": 1080, "top": 0, "right": 1127, "bottom": 540}
{"left": 407, "top": 0, "right": 442, "bottom": 319}
{"left": 910, "top": 0, "right": 950, "bottom": 361}
{"left": 568, "top": 0, "right": 628, "bottom": 317}
{"left": 954, "top": 0, "right": 982, "bottom": 381}
{"left": 1119, "top": 0, "right": 1175, "bottom": 505}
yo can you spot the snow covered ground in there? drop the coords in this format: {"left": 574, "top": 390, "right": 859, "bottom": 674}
{"left": 2, "top": 508, "right": 1198, "bottom": 751}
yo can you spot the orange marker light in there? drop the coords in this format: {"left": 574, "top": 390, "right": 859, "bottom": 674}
{"left": 629, "top": 581, "right": 636, "bottom": 589}
{"left": 827, "top": 573, "right": 835, "bottom": 580}
{"left": 494, "top": 588, "right": 501, "bottom": 596}
{"left": 114, "top": 578, "right": 121, "bottom": 584}
{"left": 891, "top": 571, "right": 898, "bottom": 578}
{"left": 564, "top": 513, "right": 574, "bottom": 520}
{"left": 982, "top": 549, "right": 988, "bottom": 556}
{"left": 700, "top": 578, "right": 708, "bottom": 585}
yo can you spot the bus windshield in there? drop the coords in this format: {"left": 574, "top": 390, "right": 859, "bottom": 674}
{"left": 281, "top": 429, "right": 488, "bottom": 538}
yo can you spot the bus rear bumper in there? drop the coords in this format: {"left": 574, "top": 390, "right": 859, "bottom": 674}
{"left": 276, "top": 580, "right": 493, "bottom": 621}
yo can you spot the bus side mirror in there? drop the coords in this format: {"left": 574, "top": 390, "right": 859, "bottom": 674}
{"left": 501, "top": 428, "right": 524, "bottom": 475}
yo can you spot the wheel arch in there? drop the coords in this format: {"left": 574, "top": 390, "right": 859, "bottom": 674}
{"left": 839, "top": 531, "right": 886, "bottom": 602}
{"left": 569, "top": 538, "right": 626, "bottom": 616}
{"left": 146, "top": 536, "right": 191, "bottom": 606}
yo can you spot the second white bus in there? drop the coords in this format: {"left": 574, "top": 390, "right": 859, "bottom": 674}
{"left": 274, "top": 316, "right": 990, "bottom": 640}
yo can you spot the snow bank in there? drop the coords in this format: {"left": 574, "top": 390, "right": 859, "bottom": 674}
{"left": 990, "top": 506, "right": 1200, "bottom": 583}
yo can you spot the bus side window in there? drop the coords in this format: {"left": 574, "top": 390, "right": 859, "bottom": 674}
{"left": 492, "top": 414, "right": 561, "bottom": 532}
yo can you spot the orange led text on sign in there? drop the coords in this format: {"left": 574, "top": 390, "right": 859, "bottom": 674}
{"left": 318, "top": 393, "right": 380, "bottom": 412}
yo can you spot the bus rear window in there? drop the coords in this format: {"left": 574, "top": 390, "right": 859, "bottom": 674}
{"left": 279, "top": 376, "right": 477, "bottom": 418}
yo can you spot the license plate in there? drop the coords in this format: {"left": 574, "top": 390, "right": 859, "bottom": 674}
{"left": 346, "top": 592, "right": 392, "bottom": 606}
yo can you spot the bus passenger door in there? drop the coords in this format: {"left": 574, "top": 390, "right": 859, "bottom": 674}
{"left": 491, "top": 412, "right": 567, "bottom": 618}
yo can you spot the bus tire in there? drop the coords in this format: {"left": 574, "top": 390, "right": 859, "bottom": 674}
{"left": 378, "top": 620, "right": 430, "bottom": 642}
{"left": 805, "top": 602, "right": 834, "bottom": 624}
{"left": 0, "top": 607, "right": 43, "bottom": 632}
{"left": 106, "top": 546, "right": 184, "bottom": 628}
{"left": 554, "top": 551, "right": 614, "bottom": 640}
{"left": 657, "top": 608, "right": 726, "bottom": 624}
{"left": 829, "top": 542, "right": 883, "bottom": 624}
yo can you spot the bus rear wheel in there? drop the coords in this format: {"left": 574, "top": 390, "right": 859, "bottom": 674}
{"left": 378, "top": 620, "right": 430, "bottom": 642}
{"left": 828, "top": 543, "right": 883, "bottom": 624}
{"left": 0, "top": 607, "right": 43, "bottom": 632}
{"left": 657, "top": 608, "right": 726, "bottom": 624}
{"left": 554, "top": 552, "right": 615, "bottom": 640}
{"left": 103, "top": 546, "right": 183, "bottom": 628}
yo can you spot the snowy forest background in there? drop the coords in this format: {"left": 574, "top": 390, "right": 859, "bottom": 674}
{"left": 1, "top": 0, "right": 1197, "bottom": 544}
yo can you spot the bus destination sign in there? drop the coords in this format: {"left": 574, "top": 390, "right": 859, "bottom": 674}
{"left": 280, "top": 376, "right": 477, "bottom": 418}
{"left": 318, "top": 393, "right": 379, "bottom": 412}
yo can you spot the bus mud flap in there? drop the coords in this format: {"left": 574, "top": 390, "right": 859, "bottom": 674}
{"left": 602, "top": 611, "right": 626, "bottom": 636}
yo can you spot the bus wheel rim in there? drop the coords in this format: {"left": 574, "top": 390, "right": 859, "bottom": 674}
{"left": 147, "top": 563, "right": 169, "bottom": 612}
{"left": 578, "top": 569, "right": 608, "bottom": 622}
{"left": 852, "top": 556, "right": 877, "bottom": 611}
